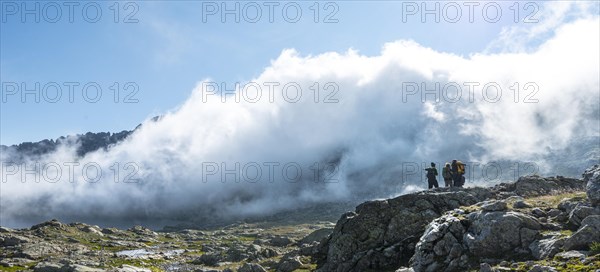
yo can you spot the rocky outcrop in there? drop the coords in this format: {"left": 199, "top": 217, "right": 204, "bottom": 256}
{"left": 493, "top": 175, "right": 585, "bottom": 197}
{"left": 563, "top": 215, "right": 600, "bottom": 250}
{"left": 583, "top": 164, "right": 600, "bottom": 206}
{"left": 316, "top": 174, "right": 591, "bottom": 272}
{"left": 315, "top": 188, "right": 493, "bottom": 271}
{"left": 410, "top": 206, "right": 541, "bottom": 272}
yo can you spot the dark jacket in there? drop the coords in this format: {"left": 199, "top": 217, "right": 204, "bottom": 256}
{"left": 451, "top": 162, "right": 458, "bottom": 175}
{"left": 425, "top": 167, "right": 438, "bottom": 179}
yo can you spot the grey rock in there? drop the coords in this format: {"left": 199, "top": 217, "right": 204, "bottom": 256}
{"left": 128, "top": 226, "right": 157, "bottom": 237}
{"left": 563, "top": 225, "right": 600, "bottom": 250}
{"left": 33, "top": 262, "right": 62, "bottom": 272}
{"left": 513, "top": 200, "right": 532, "bottom": 209}
{"left": 31, "top": 219, "right": 63, "bottom": 230}
{"left": 547, "top": 209, "right": 562, "bottom": 217}
{"left": 568, "top": 205, "right": 599, "bottom": 227}
{"left": 277, "top": 256, "right": 303, "bottom": 272}
{"left": 0, "top": 234, "right": 31, "bottom": 246}
{"left": 583, "top": 164, "right": 600, "bottom": 206}
{"left": 0, "top": 226, "right": 14, "bottom": 233}
{"left": 480, "top": 263, "right": 493, "bottom": 272}
{"left": 481, "top": 200, "right": 508, "bottom": 212}
{"left": 63, "top": 264, "right": 105, "bottom": 272}
{"left": 581, "top": 214, "right": 600, "bottom": 229}
{"left": 237, "top": 263, "right": 267, "bottom": 272}
{"left": 18, "top": 242, "right": 67, "bottom": 259}
{"left": 116, "top": 265, "right": 151, "bottom": 272}
{"left": 411, "top": 210, "right": 541, "bottom": 272}
{"left": 531, "top": 208, "right": 547, "bottom": 218}
{"left": 528, "top": 264, "right": 557, "bottom": 272}
{"left": 269, "top": 236, "right": 294, "bottom": 247}
{"left": 558, "top": 199, "right": 580, "bottom": 214}
{"left": 101, "top": 228, "right": 119, "bottom": 235}
{"left": 192, "top": 253, "right": 222, "bottom": 266}
{"left": 299, "top": 228, "right": 333, "bottom": 246}
{"left": 529, "top": 236, "right": 565, "bottom": 259}
{"left": 513, "top": 176, "right": 584, "bottom": 197}
{"left": 554, "top": 250, "right": 587, "bottom": 260}
{"left": 464, "top": 212, "right": 540, "bottom": 257}
{"left": 81, "top": 226, "right": 104, "bottom": 236}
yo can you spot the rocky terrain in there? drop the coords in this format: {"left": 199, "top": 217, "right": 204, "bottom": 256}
{"left": 1, "top": 165, "right": 599, "bottom": 272}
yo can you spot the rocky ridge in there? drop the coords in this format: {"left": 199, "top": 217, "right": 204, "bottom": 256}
{"left": 315, "top": 167, "right": 599, "bottom": 272}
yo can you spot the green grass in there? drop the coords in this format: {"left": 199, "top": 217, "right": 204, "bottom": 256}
{"left": 524, "top": 192, "right": 587, "bottom": 209}
{"left": 591, "top": 242, "right": 600, "bottom": 255}
{"left": 499, "top": 256, "right": 600, "bottom": 272}
{"left": 0, "top": 265, "right": 28, "bottom": 272}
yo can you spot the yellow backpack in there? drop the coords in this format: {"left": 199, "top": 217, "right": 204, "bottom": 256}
{"left": 457, "top": 161, "right": 465, "bottom": 175}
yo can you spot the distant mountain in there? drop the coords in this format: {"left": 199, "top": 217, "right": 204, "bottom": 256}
{"left": 0, "top": 116, "right": 162, "bottom": 160}
{"left": 0, "top": 130, "right": 132, "bottom": 160}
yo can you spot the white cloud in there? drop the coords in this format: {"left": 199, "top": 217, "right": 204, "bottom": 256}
{"left": 1, "top": 3, "right": 598, "bottom": 228}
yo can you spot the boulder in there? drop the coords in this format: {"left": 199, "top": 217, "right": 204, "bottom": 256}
{"left": 0, "top": 234, "right": 31, "bottom": 246}
{"left": 17, "top": 242, "right": 67, "bottom": 259}
{"left": 529, "top": 235, "right": 565, "bottom": 260}
{"left": 410, "top": 210, "right": 541, "bottom": 272}
{"left": 554, "top": 250, "right": 586, "bottom": 260}
{"left": 480, "top": 200, "right": 508, "bottom": 212}
{"left": 62, "top": 264, "right": 105, "bottom": 272}
{"left": 479, "top": 263, "right": 493, "bottom": 272}
{"left": 81, "top": 226, "right": 104, "bottom": 236}
{"left": 568, "top": 205, "right": 599, "bottom": 228}
{"left": 563, "top": 215, "right": 600, "bottom": 250}
{"left": 583, "top": 164, "right": 600, "bottom": 206}
{"left": 101, "top": 228, "right": 118, "bottom": 235}
{"left": 464, "top": 212, "right": 540, "bottom": 258}
{"left": 0, "top": 226, "right": 14, "bottom": 233}
{"left": 557, "top": 199, "right": 580, "bottom": 214}
{"left": 268, "top": 236, "right": 294, "bottom": 247}
{"left": 33, "top": 262, "right": 62, "bottom": 272}
{"left": 31, "top": 219, "right": 63, "bottom": 230}
{"left": 512, "top": 176, "right": 584, "bottom": 197}
{"left": 192, "top": 253, "right": 222, "bottom": 266}
{"left": 299, "top": 228, "right": 333, "bottom": 246}
{"left": 528, "top": 264, "right": 557, "bottom": 272}
{"left": 127, "top": 226, "right": 157, "bottom": 237}
{"left": 513, "top": 200, "right": 532, "bottom": 209}
{"left": 531, "top": 208, "right": 547, "bottom": 218}
{"left": 237, "top": 263, "right": 267, "bottom": 272}
{"left": 277, "top": 256, "right": 303, "bottom": 272}
{"left": 563, "top": 226, "right": 599, "bottom": 250}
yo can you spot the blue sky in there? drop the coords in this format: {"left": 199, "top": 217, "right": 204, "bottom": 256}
{"left": 1, "top": 1, "right": 544, "bottom": 145}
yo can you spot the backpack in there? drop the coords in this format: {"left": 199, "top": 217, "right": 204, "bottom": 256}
{"left": 457, "top": 161, "right": 465, "bottom": 175}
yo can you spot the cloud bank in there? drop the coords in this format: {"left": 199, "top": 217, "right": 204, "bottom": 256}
{"left": 1, "top": 3, "right": 599, "bottom": 228}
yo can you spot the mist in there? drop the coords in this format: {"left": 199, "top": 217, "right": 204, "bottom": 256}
{"left": 1, "top": 4, "right": 599, "bottom": 229}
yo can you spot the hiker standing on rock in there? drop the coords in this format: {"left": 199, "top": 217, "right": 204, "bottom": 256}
{"left": 424, "top": 162, "right": 439, "bottom": 189}
{"left": 442, "top": 162, "right": 453, "bottom": 187}
{"left": 451, "top": 160, "right": 465, "bottom": 187}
